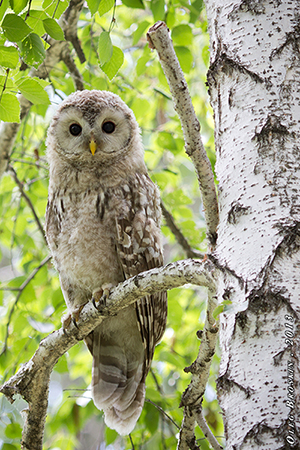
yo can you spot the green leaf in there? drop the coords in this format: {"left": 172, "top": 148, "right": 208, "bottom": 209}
{"left": 24, "top": 9, "right": 47, "bottom": 36}
{"left": 213, "top": 304, "right": 224, "bottom": 319}
{"left": 86, "top": 0, "right": 101, "bottom": 15}
{"left": 189, "top": 0, "right": 204, "bottom": 23}
{"left": 105, "top": 427, "right": 118, "bottom": 445}
{"left": 174, "top": 46, "right": 193, "bottom": 73}
{"left": 3, "top": 444, "right": 18, "bottom": 449}
{"left": 54, "top": 354, "right": 68, "bottom": 373}
{"left": 150, "top": 0, "right": 164, "bottom": 21}
{"left": 171, "top": 24, "right": 193, "bottom": 46}
{"left": 136, "top": 54, "right": 150, "bottom": 76}
{"left": 98, "top": 0, "right": 115, "bottom": 16}
{"left": 42, "top": 0, "right": 68, "bottom": 19}
{"left": 144, "top": 402, "right": 159, "bottom": 434}
{"left": 21, "top": 33, "right": 45, "bottom": 67}
{"left": 0, "top": 0, "right": 9, "bottom": 22}
{"left": 122, "top": 0, "right": 144, "bottom": 9}
{"left": 5, "top": 422, "right": 22, "bottom": 439}
{"left": 145, "top": 387, "right": 162, "bottom": 403}
{"left": 100, "top": 45, "right": 124, "bottom": 80}
{"left": 2, "top": 13, "right": 32, "bottom": 42}
{"left": 43, "top": 18, "right": 64, "bottom": 40}
{"left": 166, "top": 4, "right": 175, "bottom": 28}
{"left": 133, "top": 20, "right": 150, "bottom": 45}
{"left": 156, "top": 131, "right": 177, "bottom": 152}
{"left": 159, "top": 350, "right": 185, "bottom": 369}
{"left": 10, "top": 0, "right": 28, "bottom": 14}
{"left": 98, "top": 31, "right": 112, "bottom": 65}
{"left": 0, "top": 46, "right": 19, "bottom": 68}
{"left": 130, "top": 97, "right": 150, "bottom": 119}
{"left": 0, "top": 93, "right": 20, "bottom": 122}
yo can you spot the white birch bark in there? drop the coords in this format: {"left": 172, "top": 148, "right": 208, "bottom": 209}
{"left": 205, "top": 0, "right": 300, "bottom": 448}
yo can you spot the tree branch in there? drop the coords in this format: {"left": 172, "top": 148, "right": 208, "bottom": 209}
{"left": 177, "top": 407, "right": 200, "bottom": 450}
{"left": 175, "top": 284, "right": 219, "bottom": 449}
{"left": 60, "top": 46, "right": 85, "bottom": 90}
{"left": 8, "top": 165, "right": 47, "bottom": 245}
{"left": 0, "top": 255, "right": 52, "bottom": 357}
{"left": 0, "top": 259, "right": 216, "bottom": 450}
{"left": 147, "top": 22, "right": 221, "bottom": 449}
{"left": 62, "top": 0, "right": 86, "bottom": 63}
{"left": 161, "top": 201, "right": 204, "bottom": 259}
{"left": 147, "top": 22, "right": 219, "bottom": 248}
{"left": 195, "top": 408, "right": 223, "bottom": 450}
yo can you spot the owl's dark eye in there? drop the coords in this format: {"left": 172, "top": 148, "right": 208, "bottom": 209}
{"left": 69, "top": 123, "right": 82, "bottom": 136}
{"left": 102, "top": 121, "right": 115, "bottom": 134}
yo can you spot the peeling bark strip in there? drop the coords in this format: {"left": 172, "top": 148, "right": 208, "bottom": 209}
{"left": 147, "top": 22, "right": 219, "bottom": 247}
{"left": 205, "top": 0, "right": 300, "bottom": 447}
{"left": 0, "top": 259, "right": 217, "bottom": 450}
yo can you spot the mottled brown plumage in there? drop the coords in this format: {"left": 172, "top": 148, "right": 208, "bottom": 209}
{"left": 45, "top": 90, "right": 167, "bottom": 435}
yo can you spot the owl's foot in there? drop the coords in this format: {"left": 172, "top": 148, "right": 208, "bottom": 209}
{"left": 62, "top": 303, "right": 87, "bottom": 332}
{"left": 92, "top": 283, "right": 113, "bottom": 312}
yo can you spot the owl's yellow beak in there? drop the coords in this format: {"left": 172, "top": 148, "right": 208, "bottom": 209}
{"left": 89, "top": 139, "right": 97, "bottom": 156}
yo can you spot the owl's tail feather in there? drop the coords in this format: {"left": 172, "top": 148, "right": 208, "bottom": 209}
{"left": 87, "top": 326, "right": 145, "bottom": 436}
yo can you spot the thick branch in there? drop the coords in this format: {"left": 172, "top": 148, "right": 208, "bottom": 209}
{"left": 62, "top": 0, "right": 86, "bottom": 63}
{"left": 0, "top": 259, "right": 216, "bottom": 450}
{"left": 147, "top": 22, "right": 219, "bottom": 248}
{"left": 177, "top": 408, "right": 200, "bottom": 450}
{"left": 60, "top": 46, "right": 85, "bottom": 90}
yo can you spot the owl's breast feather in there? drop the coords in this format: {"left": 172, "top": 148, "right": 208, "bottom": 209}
{"left": 46, "top": 190, "right": 124, "bottom": 293}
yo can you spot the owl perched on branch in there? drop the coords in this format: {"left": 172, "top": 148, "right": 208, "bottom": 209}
{"left": 45, "top": 90, "right": 167, "bottom": 435}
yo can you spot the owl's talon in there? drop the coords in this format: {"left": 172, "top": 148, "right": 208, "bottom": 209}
{"left": 73, "top": 317, "right": 79, "bottom": 329}
{"left": 62, "top": 313, "right": 72, "bottom": 332}
{"left": 62, "top": 304, "right": 87, "bottom": 332}
{"left": 92, "top": 284, "right": 113, "bottom": 312}
{"left": 92, "top": 297, "right": 98, "bottom": 310}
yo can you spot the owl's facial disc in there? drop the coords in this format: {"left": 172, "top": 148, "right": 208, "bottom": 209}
{"left": 53, "top": 103, "right": 137, "bottom": 165}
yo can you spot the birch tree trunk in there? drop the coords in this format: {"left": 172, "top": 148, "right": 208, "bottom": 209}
{"left": 205, "top": 0, "right": 300, "bottom": 448}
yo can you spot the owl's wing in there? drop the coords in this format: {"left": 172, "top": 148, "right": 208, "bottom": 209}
{"left": 115, "top": 172, "right": 167, "bottom": 377}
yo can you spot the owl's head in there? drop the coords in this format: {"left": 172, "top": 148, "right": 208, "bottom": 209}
{"left": 47, "top": 90, "right": 144, "bottom": 170}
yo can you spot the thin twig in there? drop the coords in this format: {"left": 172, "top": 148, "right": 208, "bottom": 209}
{"left": 0, "top": 287, "right": 21, "bottom": 291}
{"left": 146, "top": 398, "right": 180, "bottom": 430}
{"left": 0, "top": 69, "right": 9, "bottom": 103}
{"left": 150, "top": 368, "right": 163, "bottom": 394}
{"left": 147, "top": 22, "right": 219, "bottom": 248}
{"left": 129, "top": 434, "right": 135, "bottom": 450}
{"left": 161, "top": 201, "right": 204, "bottom": 259}
{"left": 0, "top": 255, "right": 52, "bottom": 356}
{"left": 195, "top": 408, "right": 223, "bottom": 450}
{"left": 10, "top": 158, "right": 48, "bottom": 170}
{"left": 8, "top": 165, "right": 47, "bottom": 245}
{"left": 25, "top": 0, "right": 33, "bottom": 19}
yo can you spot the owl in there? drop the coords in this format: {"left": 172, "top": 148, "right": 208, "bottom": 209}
{"left": 45, "top": 90, "right": 167, "bottom": 435}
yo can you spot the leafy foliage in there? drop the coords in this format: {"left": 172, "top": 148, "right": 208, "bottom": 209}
{"left": 0, "top": 0, "right": 223, "bottom": 449}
